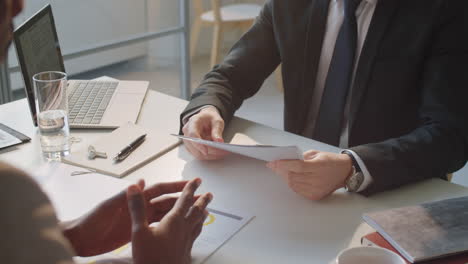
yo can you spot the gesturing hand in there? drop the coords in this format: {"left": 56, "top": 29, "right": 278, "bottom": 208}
{"left": 128, "top": 178, "right": 213, "bottom": 264}
{"left": 182, "top": 106, "right": 229, "bottom": 160}
{"left": 267, "top": 150, "right": 353, "bottom": 200}
{"left": 63, "top": 180, "right": 197, "bottom": 257}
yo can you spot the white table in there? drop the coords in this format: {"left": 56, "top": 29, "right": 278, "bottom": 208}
{"left": 2, "top": 90, "right": 468, "bottom": 264}
{"left": 0, "top": 90, "right": 186, "bottom": 173}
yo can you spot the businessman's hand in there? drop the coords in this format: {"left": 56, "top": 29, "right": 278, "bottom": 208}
{"left": 267, "top": 150, "right": 353, "bottom": 200}
{"left": 128, "top": 178, "right": 212, "bottom": 264}
{"left": 182, "top": 106, "right": 229, "bottom": 160}
{"left": 62, "top": 180, "right": 197, "bottom": 257}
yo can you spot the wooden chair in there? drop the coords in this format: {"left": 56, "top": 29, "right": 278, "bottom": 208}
{"left": 191, "top": 0, "right": 283, "bottom": 91}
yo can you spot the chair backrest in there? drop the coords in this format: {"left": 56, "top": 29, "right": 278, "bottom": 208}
{"left": 193, "top": 0, "right": 222, "bottom": 23}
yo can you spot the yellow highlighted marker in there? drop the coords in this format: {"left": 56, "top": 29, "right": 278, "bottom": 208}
{"left": 204, "top": 213, "right": 215, "bottom": 226}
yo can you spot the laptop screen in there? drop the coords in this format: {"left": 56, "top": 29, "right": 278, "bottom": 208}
{"left": 14, "top": 4, "right": 65, "bottom": 126}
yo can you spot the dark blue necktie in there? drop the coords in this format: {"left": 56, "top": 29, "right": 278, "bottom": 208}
{"left": 313, "top": 0, "right": 361, "bottom": 146}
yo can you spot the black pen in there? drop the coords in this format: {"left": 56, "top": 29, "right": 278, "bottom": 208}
{"left": 113, "top": 134, "right": 147, "bottom": 162}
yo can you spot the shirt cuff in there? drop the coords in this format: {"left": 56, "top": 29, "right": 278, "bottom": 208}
{"left": 342, "top": 149, "right": 373, "bottom": 192}
{"left": 181, "top": 105, "right": 218, "bottom": 125}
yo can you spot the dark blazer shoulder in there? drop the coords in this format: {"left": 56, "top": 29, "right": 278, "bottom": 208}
{"left": 267, "top": 0, "right": 317, "bottom": 19}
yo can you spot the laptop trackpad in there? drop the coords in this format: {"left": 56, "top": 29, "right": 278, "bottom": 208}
{"left": 101, "top": 93, "right": 144, "bottom": 125}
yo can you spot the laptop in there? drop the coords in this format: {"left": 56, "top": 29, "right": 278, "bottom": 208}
{"left": 14, "top": 4, "right": 149, "bottom": 129}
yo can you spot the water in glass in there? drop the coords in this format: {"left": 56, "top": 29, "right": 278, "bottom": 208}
{"left": 37, "top": 109, "right": 70, "bottom": 159}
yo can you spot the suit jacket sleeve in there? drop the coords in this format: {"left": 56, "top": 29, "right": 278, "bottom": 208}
{"left": 353, "top": 1, "right": 468, "bottom": 195}
{"left": 180, "top": 1, "right": 280, "bottom": 131}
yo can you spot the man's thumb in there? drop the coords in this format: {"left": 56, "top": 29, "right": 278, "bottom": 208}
{"left": 126, "top": 185, "right": 148, "bottom": 231}
{"left": 211, "top": 120, "right": 224, "bottom": 142}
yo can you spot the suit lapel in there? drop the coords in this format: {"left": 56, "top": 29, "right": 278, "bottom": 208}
{"left": 298, "top": 0, "right": 330, "bottom": 134}
{"left": 349, "top": 0, "right": 401, "bottom": 129}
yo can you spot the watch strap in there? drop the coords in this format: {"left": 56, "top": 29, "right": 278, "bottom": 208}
{"left": 342, "top": 150, "right": 361, "bottom": 173}
{"left": 342, "top": 150, "right": 364, "bottom": 192}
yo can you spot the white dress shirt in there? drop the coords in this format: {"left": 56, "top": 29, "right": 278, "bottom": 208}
{"left": 183, "top": 0, "right": 378, "bottom": 192}
{"left": 314, "top": 0, "right": 377, "bottom": 192}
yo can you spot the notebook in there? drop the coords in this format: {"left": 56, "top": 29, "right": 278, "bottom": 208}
{"left": 62, "top": 122, "right": 180, "bottom": 177}
{"left": 362, "top": 232, "right": 468, "bottom": 264}
{"left": 363, "top": 196, "right": 468, "bottom": 263}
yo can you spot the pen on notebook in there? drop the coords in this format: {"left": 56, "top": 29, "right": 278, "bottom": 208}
{"left": 113, "top": 134, "right": 147, "bottom": 162}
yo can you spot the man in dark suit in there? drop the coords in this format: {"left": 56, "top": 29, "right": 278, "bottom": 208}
{"left": 181, "top": 0, "right": 468, "bottom": 200}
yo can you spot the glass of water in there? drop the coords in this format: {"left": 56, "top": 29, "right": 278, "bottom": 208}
{"left": 33, "top": 71, "right": 70, "bottom": 160}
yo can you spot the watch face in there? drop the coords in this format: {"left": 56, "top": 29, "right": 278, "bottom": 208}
{"left": 346, "top": 172, "right": 364, "bottom": 192}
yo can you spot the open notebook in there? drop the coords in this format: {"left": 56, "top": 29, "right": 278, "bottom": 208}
{"left": 63, "top": 122, "right": 180, "bottom": 177}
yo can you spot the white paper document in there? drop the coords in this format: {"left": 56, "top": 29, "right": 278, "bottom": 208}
{"left": 191, "top": 208, "right": 253, "bottom": 264}
{"left": 75, "top": 208, "right": 254, "bottom": 264}
{"left": 0, "top": 129, "right": 21, "bottom": 149}
{"left": 172, "top": 134, "right": 303, "bottom": 162}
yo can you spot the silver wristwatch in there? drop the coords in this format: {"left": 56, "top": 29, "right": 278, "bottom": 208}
{"left": 342, "top": 150, "right": 364, "bottom": 192}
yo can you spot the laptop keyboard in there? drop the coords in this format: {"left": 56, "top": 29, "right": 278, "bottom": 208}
{"left": 68, "top": 81, "right": 118, "bottom": 125}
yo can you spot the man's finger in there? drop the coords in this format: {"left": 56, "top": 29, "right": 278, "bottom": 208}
{"left": 187, "top": 118, "right": 210, "bottom": 156}
{"left": 267, "top": 162, "right": 304, "bottom": 178}
{"left": 150, "top": 195, "right": 201, "bottom": 210}
{"left": 270, "top": 160, "right": 315, "bottom": 173}
{"left": 185, "top": 193, "right": 213, "bottom": 223}
{"left": 187, "top": 136, "right": 209, "bottom": 156}
{"left": 267, "top": 165, "right": 290, "bottom": 180}
{"left": 294, "top": 185, "right": 329, "bottom": 201}
{"left": 211, "top": 119, "right": 225, "bottom": 142}
{"left": 283, "top": 170, "right": 305, "bottom": 183}
{"left": 289, "top": 176, "right": 318, "bottom": 186}
{"left": 137, "top": 179, "right": 145, "bottom": 190}
{"left": 127, "top": 185, "right": 149, "bottom": 231}
{"left": 186, "top": 131, "right": 209, "bottom": 156}
{"left": 204, "top": 146, "right": 229, "bottom": 160}
{"left": 173, "top": 178, "right": 201, "bottom": 214}
{"left": 191, "top": 214, "right": 207, "bottom": 241}
{"left": 148, "top": 196, "right": 201, "bottom": 222}
{"left": 143, "top": 181, "right": 188, "bottom": 201}
{"left": 192, "top": 142, "right": 209, "bottom": 157}
{"left": 185, "top": 142, "right": 227, "bottom": 160}
{"left": 149, "top": 196, "right": 179, "bottom": 213}
{"left": 184, "top": 141, "right": 206, "bottom": 159}
{"left": 206, "top": 146, "right": 229, "bottom": 157}
{"left": 303, "top": 150, "right": 320, "bottom": 160}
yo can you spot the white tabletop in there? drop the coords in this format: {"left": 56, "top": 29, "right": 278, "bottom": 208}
{"left": 0, "top": 90, "right": 187, "bottom": 174}
{"left": 1, "top": 90, "right": 468, "bottom": 264}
